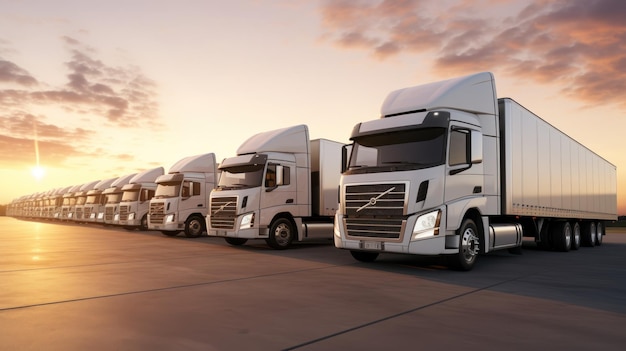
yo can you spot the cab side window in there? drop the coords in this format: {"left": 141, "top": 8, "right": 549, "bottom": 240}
{"left": 449, "top": 129, "right": 469, "bottom": 166}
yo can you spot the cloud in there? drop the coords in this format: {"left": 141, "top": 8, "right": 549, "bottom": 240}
{"left": 0, "top": 36, "right": 164, "bottom": 173}
{"left": 0, "top": 134, "right": 85, "bottom": 167}
{"left": 0, "top": 60, "right": 38, "bottom": 86}
{"left": 320, "top": 0, "right": 626, "bottom": 108}
{"left": 0, "top": 36, "right": 161, "bottom": 128}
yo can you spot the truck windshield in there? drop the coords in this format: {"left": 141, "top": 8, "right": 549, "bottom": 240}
{"left": 86, "top": 195, "right": 99, "bottom": 204}
{"left": 106, "top": 193, "right": 122, "bottom": 204}
{"left": 217, "top": 164, "right": 264, "bottom": 190}
{"left": 154, "top": 181, "right": 181, "bottom": 198}
{"left": 122, "top": 190, "right": 139, "bottom": 202}
{"left": 347, "top": 127, "right": 446, "bottom": 174}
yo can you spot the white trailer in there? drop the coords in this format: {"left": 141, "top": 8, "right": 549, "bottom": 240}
{"left": 334, "top": 72, "right": 617, "bottom": 270}
{"left": 118, "top": 167, "right": 164, "bottom": 230}
{"left": 148, "top": 153, "right": 218, "bottom": 238}
{"left": 102, "top": 173, "right": 137, "bottom": 225}
{"left": 207, "top": 124, "right": 344, "bottom": 249}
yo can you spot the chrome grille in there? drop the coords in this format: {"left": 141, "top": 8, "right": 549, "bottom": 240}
{"left": 210, "top": 196, "right": 237, "bottom": 229}
{"left": 75, "top": 208, "right": 83, "bottom": 219}
{"left": 105, "top": 206, "right": 114, "bottom": 221}
{"left": 119, "top": 205, "right": 129, "bottom": 220}
{"left": 344, "top": 183, "right": 407, "bottom": 240}
{"left": 83, "top": 207, "right": 92, "bottom": 218}
{"left": 149, "top": 202, "right": 165, "bottom": 224}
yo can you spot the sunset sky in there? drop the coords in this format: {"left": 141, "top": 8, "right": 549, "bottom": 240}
{"left": 1, "top": 0, "right": 625, "bottom": 214}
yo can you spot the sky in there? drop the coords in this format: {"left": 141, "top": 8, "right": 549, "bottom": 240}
{"left": 1, "top": 0, "right": 625, "bottom": 214}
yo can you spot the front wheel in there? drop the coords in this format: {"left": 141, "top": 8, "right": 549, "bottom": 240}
{"left": 139, "top": 215, "right": 149, "bottom": 231}
{"left": 350, "top": 250, "right": 379, "bottom": 262}
{"left": 225, "top": 237, "right": 248, "bottom": 246}
{"left": 184, "top": 215, "right": 205, "bottom": 238}
{"left": 447, "top": 218, "right": 480, "bottom": 271}
{"left": 266, "top": 218, "right": 295, "bottom": 250}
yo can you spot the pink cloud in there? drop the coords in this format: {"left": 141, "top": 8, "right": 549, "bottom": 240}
{"left": 320, "top": 0, "right": 626, "bottom": 107}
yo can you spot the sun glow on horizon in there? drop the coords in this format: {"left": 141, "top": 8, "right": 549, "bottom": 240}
{"left": 31, "top": 165, "right": 45, "bottom": 181}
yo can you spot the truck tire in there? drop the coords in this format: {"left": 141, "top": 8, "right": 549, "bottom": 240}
{"left": 185, "top": 215, "right": 205, "bottom": 238}
{"left": 571, "top": 221, "right": 581, "bottom": 250}
{"left": 350, "top": 250, "right": 379, "bottom": 262}
{"left": 551, "top": 221, "right": 571, "bottom": 252}
{"left": 140, "top": 215, "right": 148, "bottom": 231}
{"left": 266, "top": 218, "right": 294, "bottom": 250}
{"left": 595, "top": 222, "right": 604, "bottom": 246}
{"left": 447, "top": 218, "right": 480, "bottom": 271}
{"left": 225, "top": 237, "right": 248, "bottom": 246}
{"left": 581, "top": 222, "right": 596, "bottom": 247}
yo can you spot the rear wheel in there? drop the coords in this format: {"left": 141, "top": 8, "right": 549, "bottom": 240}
{"left": 266, "top": 218, "right": 295, "bottom": 250}
{"left": 581, "top": 222, "right": 596, "bottom": 247}
{"left": 447, "top": 218, "right": 480, "bottom": 271}
{"left": 184, "top": 215, "right": 205, "bottom": 238}
{"left": 225, "top": 237, "right": 248, "bottom": 246}
{"left": 350, "top": 250, "right": 379, "bottom": 262}
{"left": 551, "top": 221, "right": 571, "bottom": 252}
{"left": 595, "top": 222, "right": 604, "bottom": 246}
{"left": 570, "top": 221, "right": 581, "bottom": 250}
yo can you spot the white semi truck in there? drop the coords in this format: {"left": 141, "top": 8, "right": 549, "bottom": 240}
{"left": 72, "top": 180, "right": 100, "bottom": 222}
{"left": 148, "top": 153, "right": 218, "bottom": 238}
{"left": 334, "top": 72, "right": 617, "bottom": 270}
{"left": 102, "top": 173, "right": 137, "bottom": 225}
{"left": 207, "top": 124, "right": 344, "bottom": 249}
{"left": 83, "top": 177, "right": 117, "bottom": 223}
{"left": 118, "top": 167, "right": 164, "bottom": 230}
{"left": 60, "top": 184, "right": 84, "bottom": 220}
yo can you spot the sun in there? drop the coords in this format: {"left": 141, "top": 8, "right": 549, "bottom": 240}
{"left": 31, "top": 165, "right": 46, "bottom": 180}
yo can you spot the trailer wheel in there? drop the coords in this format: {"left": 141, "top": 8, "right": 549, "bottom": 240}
{"left": 139, "top": 215, "right": 149, "bottom": 231}
{"left": 595, "top": 222, "right": 604, "bottom": 246}
{"left": 552, "top": 222, "right": 571, "bottom": 252}
{"left": 225, "top": 237, "right": 248, "bottom": 246}
{"left": 448, "top": 218, "right": 480, "bottom": 271}
{"left": 581, "top": 222, "right": 596, "bottom": 247}
{"left": 571, "top": 221, "right": 581, "bottom": 250}
{"left": 266, "top": 218, "right": 294, "bottom": 250}
{"left": 350, "top": 250, "right": 379, "bottom": 262}
{"left": 185, "top": 215, "right": 205, "bottom": 238}
{"left": 161, "top": 231, "right": 180, "bottom": 237}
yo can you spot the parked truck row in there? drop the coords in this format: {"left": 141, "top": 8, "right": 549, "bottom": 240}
{"left": 7, "top": 72, "right": 618, "bottom": 270}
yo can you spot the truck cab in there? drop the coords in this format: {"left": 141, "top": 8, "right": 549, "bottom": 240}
{"left": 83, "top": 178, "right": 117, "bottom": 223}
{"left": 148, "top": 153, "right": 218, "bottom": 238}
{"left": 118, "top": 167, "right": 164, "bottom": 230}
{"left": 102, "top": 173, "right": 137, "bottom": 225}
{"left": 207, "top": 125, "right": 343, "bottom": 249}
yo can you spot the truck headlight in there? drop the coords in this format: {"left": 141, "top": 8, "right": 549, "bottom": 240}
{"left": 114, "top": 214, "right": 120, "bottom": 221}
{"left": 240, "top": 213, "right": 254, "bottom": 229}
{"left": 98, "top": 212, "right": 104, "bottom": 219}
{"left": 165, "top": 214, "right": 175, "bottom": 223}
{"left": 412, "top": 210, "right": 441, "bottom": 241}
{"left": 128, "top": 212, "right": 135, "bottom": 220}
